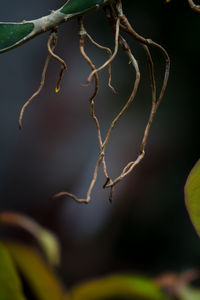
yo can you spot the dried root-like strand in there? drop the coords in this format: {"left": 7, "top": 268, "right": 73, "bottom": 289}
{"left": 86, "top": 32, "right": 116, "bottom": 93}
{"left": 54, "top": 0, "right": 170, "bottom": 203}
{"left": 18, "top": 29, "right": 67, "bottom": 129}
{"left": 102, "top": 0, "right": 170, "bottom": 197}
{"left": 53, "top": 17, "right": 110, "bottom": 203}
{"left": 87, "top": 17, "right": 120, "bottom": 84}
{"left": 188, "top": 0, "right": 200, "bottom": 12}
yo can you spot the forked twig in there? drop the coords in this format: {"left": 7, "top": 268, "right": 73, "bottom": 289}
{"left": 104, "top": 36, "right": 141, "bottom": 192}
{"left": 86, "top": 33, "right": 116, "bottom": 93}
{"left": 104, "top": 40, "right": 141, "bottom": 199}
{"left": 18, "top": 29, "right": 67, "bottom": 129}
{"left": 102, "top": 37, "right": 140, "bottom": 151}
{"left": 78, "top": 18, "right": 99, "bottom": 103}
{"left": 18, "top": 32, "right": 56, "bottom": 129}
{"left": 87, "top": 17, "right": 120, "bottom": 84}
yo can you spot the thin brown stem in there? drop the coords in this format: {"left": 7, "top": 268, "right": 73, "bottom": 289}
{"left": 79, "top": 18, "right": 110, "bottom": 178}
{"left": 53, "top": 153, "right": 104, "bottom": 203}
{"left": 102, "top": 37, "right": 140, "bottom": 151}
{"left": 53, "top": 18, "right": 110, "bottom": 203}
{"left": 86, "top": 33, "right": 116, "bottom": 93}
{"left": 102, "top": 9, "right": 140, "bottom": 152}
{"left": 103, "top": 0, "right": 170, "bottom": 190}
{"left": 117, "top": 6, "right": 170, "bottom": 104}
{"left": 103, "top": 40, "right": 142, "bottom": 189}
{"left": 188, "top": 0, "right": 200, "bottom": 12}
{"left": 87, "top": 17, "right": 120, "bottom": 83}
{"left": 47, "top": 30, "right": 67, "bottom": 93}
{"left": 139, "top": 45, "right": 157, "bottom": 153}
{"left": 18, "top": 32, "right": 57, "bottom": 129}
{"left": 117, "top": 0, "right": 170, "bottom": 150}
{"left": 80, "top": 44, "right": 98, "bottom": 101}
{"left": 143, "top": 45, "right": 156, "bottom": 104}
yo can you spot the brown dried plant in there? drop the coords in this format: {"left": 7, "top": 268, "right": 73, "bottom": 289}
{"left": 18, "top": 0, "right": 170, "bottom": 203}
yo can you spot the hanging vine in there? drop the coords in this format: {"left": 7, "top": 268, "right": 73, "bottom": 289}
{"left": 0, "top": 0, "right": 170, "bottom": 203}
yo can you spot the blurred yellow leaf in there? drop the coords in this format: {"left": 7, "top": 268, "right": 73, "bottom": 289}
{"left": 0, "top": 243, "right": 26, "bottom": 300}
{"left": 179, "top": 286, "right": 200, "bottom": 300}
{"left": 0, "top": 211, "right": 60, "bottom": 266}
{"left": 3, "top": 242, "right": 65, "bottom": 300}
{"left": 37, "top": 227, "right": 60, "bottom": 266}
{"left": 68, "top": 274, "right": 167, "bottom": 300}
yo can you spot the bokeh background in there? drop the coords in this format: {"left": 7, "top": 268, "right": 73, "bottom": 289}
{"left": 0, "top": 0, "right": 200, "bottom": 288}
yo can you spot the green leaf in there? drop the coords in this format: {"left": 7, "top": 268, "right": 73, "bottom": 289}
{"left": 61, "top": 0, "right": 109, "bottom": 15}
{"left": 4, "top": 243, "right": 65, "bottom": 300}
{"left": 0, "top": 243, "right": 26, "bottom": 300}
{"left": 0, "top": 1, "right": 112, "bottom": 53}
{"left": 0, "top": 23, "right": 34, "bottom": 53}
{"left": 37, "top": 227, "right": 60, "bottom": 266}
{"left": 68, "top": 274, "right": 167, "bottom": 300}
{"left": 185, "top": 159, "right": 200, "bottom": 236}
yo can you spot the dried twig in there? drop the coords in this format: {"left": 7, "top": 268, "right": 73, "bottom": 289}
{"left": 86, "top": 33, "right": 116, "bottom": 93}
{"left": 18, "top": 29, "right": 67, "bottom": 129}
{"left": 104, "top": 34, "right": 141, "bottom": 191}
{"left": 53, "top": 155, "right": 103, "bottom": 204}
{"left": 188, "top": 0, "right": 200, "bottom": 12}
{"left": 102, "top": 0, "right": 170, "bottom": 192}
{"left": 79, "top": 19, "right": 99, "bottom": 103}
{"left": 47, "top": 29, "right": 67, "bottom": 93}
{"left": 53, "top": 17, "right": 110, "bottom": 203}
{"left": 87, "top": 17, "right": 120, "bottom": 84}
{"left": 54, "top": 0, "right": 170, "bottom": 203}
{"left": 80, "top": 17, "right": 110, "bottom": 192}
{"left": 18, "top": 32, "right": 57, "bottom": 129}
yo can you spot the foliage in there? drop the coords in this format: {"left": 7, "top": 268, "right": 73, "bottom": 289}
{"left": 0, "top": 0, "right": 112, "bottom": 53}
{"left": 185, "top": 160, "right": 200, "bottom": 236}
{"left": 1, "top": 212, "right": 200, "bottom": 300}
{"left": 3, "top": 243, "right": 64, "bottom": 300}
{"left": 68, "top": 274, "right": 167, "bottom": 300}
{"left": 0, "top": 243, "right": 26, "bottom": 300}
{"left": 184, "top": 0, "right": 200, "bottom": 238}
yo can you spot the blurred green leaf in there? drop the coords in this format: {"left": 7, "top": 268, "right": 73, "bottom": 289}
{"left": 68, "top": 274, "right": 167, "bottom": 300}
{"left": 185, "top": 159, "right": 200, "bottom": 236}
{"left": 4, "top": 242, "right": 65, "bottom": 300}
{"left": 0, "top": 243, "right": 26, "bottom": 300}
{"left": 0, "top": 23, "right": 34, "bottom": 53}
{"left": 0, "top": 211, "right": 60, "bottom": 266}
{"left": 179, "top": 286, "right": 200, "bottom": 300}
{"left": 37, "top": 227, "right": 60, "bottom": 266}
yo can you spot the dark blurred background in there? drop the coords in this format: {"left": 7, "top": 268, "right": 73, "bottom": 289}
{"left": 0, "top": 0, "right": 200, "bottom": 288}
